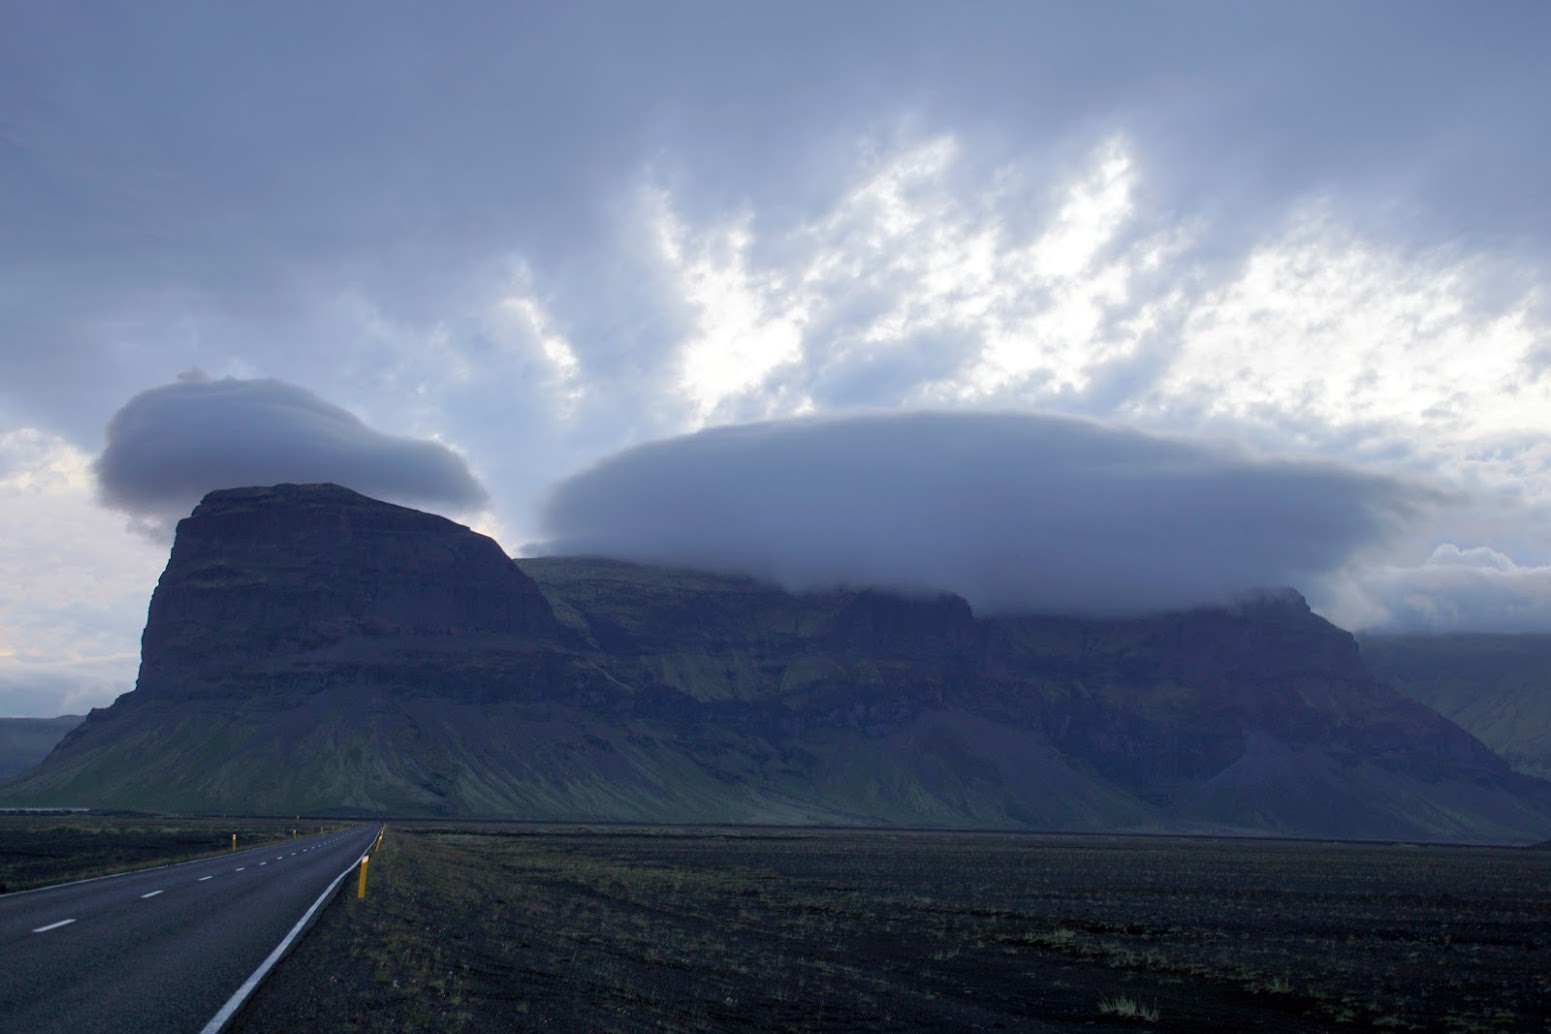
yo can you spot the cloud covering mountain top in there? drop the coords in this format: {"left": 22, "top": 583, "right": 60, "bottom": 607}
{"left": 94, "top": 376, "right": 486, "bottom": 536}
{"left": 2, "top": 4, "right": 1548, "bottom": 714}
{"left": 538, "top": 411, "right": 1433, "bottom": 617}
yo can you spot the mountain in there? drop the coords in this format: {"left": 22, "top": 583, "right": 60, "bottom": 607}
{"left": 1361, "top": 633, "right": 1551, "bottom": 781}
{"left": 522, "top": 558, "right": 1551, "bottom": 840}
{"left": 0, "top": 716, "right": 83, "bottom": 781}
{"left": 4, "top": 483, "right": 1549, "bottom": 842}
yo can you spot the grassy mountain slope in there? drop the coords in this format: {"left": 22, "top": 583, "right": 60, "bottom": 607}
{"left": 1361, "top": 633, "right": 1551, "bottom": 780}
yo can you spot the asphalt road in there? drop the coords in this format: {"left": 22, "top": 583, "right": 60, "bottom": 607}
{"left": 0, "top": 824, "right": 378, "bottom": 1034}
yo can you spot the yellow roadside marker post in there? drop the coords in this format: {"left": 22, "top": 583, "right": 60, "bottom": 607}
{"left": 231, "top": 833, "right": 237, "bottom": 852}
{"left": 357, "top": 855, "right": 369, "bottom": 899}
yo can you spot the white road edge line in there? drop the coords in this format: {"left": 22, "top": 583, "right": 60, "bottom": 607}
{"left": 200, "top": 828, "right": 379, "bottom": 1034}
{"left": 141, "top": 890, "right": 163, "bottom": 899}
{"left": 32, "top": 918, "right": 75, "bottom": 933}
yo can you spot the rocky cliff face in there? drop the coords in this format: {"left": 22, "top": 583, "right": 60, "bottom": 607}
{"left": 520, "top": 555, "right": 981, "bottom": 718}
{"left": 5, "top": 485, "right": 1549, "bottom": 842}
{"left": 136, "top": 484, "right": 563, "bottom": 702}
{"left": 978, "top": 595, "right": 1519, "bottom": 835}
{"left": 7, "top": 485, "right": 620, "bottom": 816}
{"left": 523, "top": 558, "right": 1538, "bottom": 836}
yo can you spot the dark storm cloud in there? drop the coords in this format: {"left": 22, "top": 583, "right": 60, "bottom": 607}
{"left": 537, "top": 412, "right": 1433, "bottom": 616}
{"left": 94, "top": 376, "right": 486, "bottom": 533}
{"left": 6, "top": 3, "right": 1542, "bottom": 277}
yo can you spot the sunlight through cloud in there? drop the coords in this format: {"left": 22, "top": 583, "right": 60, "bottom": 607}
{"left": 643, "top": 134, "right": 1195, "bottom": 423}
{"left": 651, "top": 192, "right": 806, "bottom": 422}
{"left": 1154, "top": 211, "right": 1546, "bottom": 439}
{"left": 492, "top": 264, "right": 585, "bottom": 414}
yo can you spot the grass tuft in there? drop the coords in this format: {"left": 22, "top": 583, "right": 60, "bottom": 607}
{"left": 1098, "top": 994, "right": 1161, "bottom": 1022}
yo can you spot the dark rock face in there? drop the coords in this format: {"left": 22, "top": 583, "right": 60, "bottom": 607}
{"left": 136, "top": 484, "right": 565, "bottom": 702}
{"left": 983, "top": 597, "right": 1506, "bottom": 808}
{"left": 5, "top": 485, "right": 1550, "bottom": 842}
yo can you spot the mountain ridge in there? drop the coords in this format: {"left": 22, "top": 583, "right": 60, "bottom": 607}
{"left": 4, "top": 483, "right": 1548, "bottom": 842}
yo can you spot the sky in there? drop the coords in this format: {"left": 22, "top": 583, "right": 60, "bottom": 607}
{"left": 2, "top": 2, "right": 1549, "bottom": 715}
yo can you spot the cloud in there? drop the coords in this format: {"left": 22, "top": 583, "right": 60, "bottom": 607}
{"left": 5, "top": 5, "right": 1546, "bottom": 447}
{"left": 638, "top": 136, "right": 1189, "bottom": 432}
{"left": 0, "top": 0, "right": 1546, "bottom": 677}
{"left": 94, "top": 377, "right": 487, "bottom": 534}
{"left": 0, "top": 428, "right": 163, "bottom": 716}
{"left": 0, "top": 667, "right": 128, "bottom": 719}
{"left": 1146, "top": 209, "right": 1547, "bottom": 443}
{"left": 612, "top": 134, "right": 1547, "bottom": 478}
{"left": 536, "top": 411, "right": 1432, "bottom": 617}
{"left": 1329, "top": 544, "right": 1551, "bottom": 633}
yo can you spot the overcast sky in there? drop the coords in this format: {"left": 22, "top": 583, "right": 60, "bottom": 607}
{"left": 3, "top": 2, "right": 1549, "bottom": 715}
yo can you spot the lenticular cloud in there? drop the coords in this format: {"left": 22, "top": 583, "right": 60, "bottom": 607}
{"left": 538, "top": 411, "right": 1431, "bottom": 616}
{"left": 95, "top": 376, "right": 486, "bottom": 537}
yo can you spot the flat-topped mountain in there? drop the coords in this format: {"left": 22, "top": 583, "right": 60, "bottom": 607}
{"left": 6, "top": 484, "right": 1549, "bottom": 842}
{"left": 138, "top": 482, "right": 562, "bottom": 703}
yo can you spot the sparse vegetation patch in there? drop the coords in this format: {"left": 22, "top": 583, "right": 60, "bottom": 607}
{"left": 1100, "top": 993, "right": 1161, "bottom": 1022}
{"left": 229, "top": 827, "right": 1551, "bottom": 1032}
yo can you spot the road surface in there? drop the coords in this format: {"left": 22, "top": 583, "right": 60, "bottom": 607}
{"left": 0, "top": 824, "right": 378, "bottom": 1033}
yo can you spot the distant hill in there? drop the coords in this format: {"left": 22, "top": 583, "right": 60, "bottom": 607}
{"left": 1361, "top": 633, "right": 1551, "bottom": 781}
{"left": 4, "top": 483, "right": 1549, "bottom": 843}
{"left": 0, "top": 716, "right": 84, "bottom": 780}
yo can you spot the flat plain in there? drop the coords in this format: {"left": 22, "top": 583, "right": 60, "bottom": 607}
{"left": 0, "top": 813, "right": 309, "bottom": 893}
{"left": 231, "top": 826, "right": 1550, "bottom": 1032}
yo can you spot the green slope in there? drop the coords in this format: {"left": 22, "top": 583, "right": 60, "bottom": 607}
{"left": 3, "top": 692, "right": 1149, "bottom": 830}
{"left": 1361, "top": 633, "right": 1551, "bottom": 780}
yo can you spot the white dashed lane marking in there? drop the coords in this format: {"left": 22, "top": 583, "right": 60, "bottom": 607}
{"left": 141, "top": 890, "right": 163, "bottom": 899}
{"left": 235, "top": 867, "right": 245, "bottom": 872}
{"left": 33, "top": 919, "right": 75, "bottom": 933}
{"left": 198, "top": 876, "right": 214, "bottom": 882}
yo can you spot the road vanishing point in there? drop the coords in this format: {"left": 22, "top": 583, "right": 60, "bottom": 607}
{"left": 0, "top": 824, "right": 378, "bottom": 1033}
